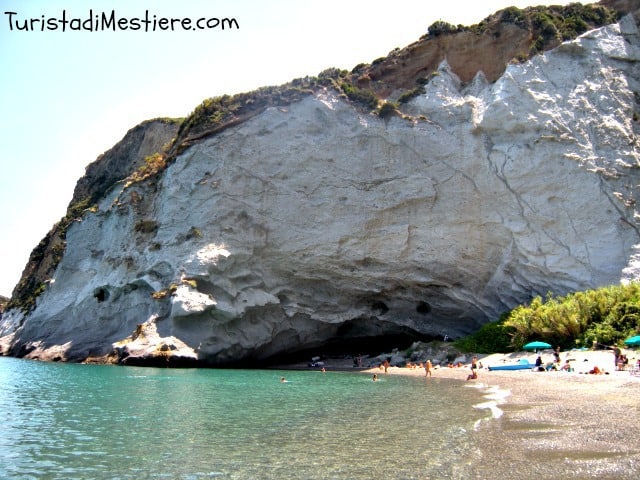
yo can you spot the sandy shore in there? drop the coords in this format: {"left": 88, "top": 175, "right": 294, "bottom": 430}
{"left": 364, "top": 348, "right": 640, "bottom": 479}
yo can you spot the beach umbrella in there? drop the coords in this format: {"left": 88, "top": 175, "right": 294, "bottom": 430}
{"left": 523, "top": 341, "right": 552, "bottom": 351}
{"left": 624, "top": 335, "right": 640, "bottom": 346}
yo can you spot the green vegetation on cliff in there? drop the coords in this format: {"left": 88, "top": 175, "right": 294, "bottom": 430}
{"left": 6, "top": 198, "right": 95, "bottom": 314}
{"left": 172, "top": 68, "right": 390, "bottom": 158}
{"left": 424, "top": 3, "right": 617, "bottom": 56}
{"left": 457, "top": 283, "right": 640, "bottom": 353}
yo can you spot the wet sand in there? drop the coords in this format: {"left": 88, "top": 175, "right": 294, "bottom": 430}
{"left": 364, "top": 349, "right": 640, "bottom": 479}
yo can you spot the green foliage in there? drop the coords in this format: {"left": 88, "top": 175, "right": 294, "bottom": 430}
{"left": 504, "top": 283, "right": 640, "bottom": 349}
{"left": 7, "top": 196, "right": 99, "bottom": 313}
{"left": 464, "top": 3, "right": 619, "bottom": 57}
{"left": 6, "top": 279, "right": 46, "bottom": 314}
{"left": 317, "top": 68, "right": 347, "bottom": 82}
{"left": 455, "top": 315, "right": 515, "bottom": 353}
{"left": 172, "top": 69, "right": 375, "bottom": 158}
{"left": 125, "top": 153, "right": 167, "bottom": 187}
{"left": 498, "top": 3, "right": 615, "bottom": 37}
{"left": 456, "top": 283, "right": 640, "bottom": 353}
{"left": 350, "top": 63, "right": 368, "bottom": 74}
{"left": 529, "top": 3, "right": 617, "bottom": 46}
{"left": 501, "top": 7, "right": 528, "bottom": 28}
{"left": 561, "top": 15, "right": 589, "bottom": 39}
{"left": 426, "top": 20, "right": 459, "bottom": 37}
{"left": 377, "top": 101, "right": 398, "bottom": 119}
{"left": 339, "top": 82, "right": 379, "bottom": 110}
{"left": 532, "top": 11, "right": 557, "bottom": 33}
{"left": 177, "top": 78, "right": 324, "bottom": 145}
{"left": 397, "top": 86, "right": 426, "bottom": 104}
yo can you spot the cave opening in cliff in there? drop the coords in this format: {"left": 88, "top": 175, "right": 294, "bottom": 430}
{"left": 262, "top": 319, "right": 438, "bottom": 367}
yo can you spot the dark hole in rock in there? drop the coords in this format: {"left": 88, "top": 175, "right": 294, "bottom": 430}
{"left": 371, "top": 301, "right": 389, "bottom": 314}
{"left": 416, "top": 301, "right": 431, "bottom": 315}
{"left": 94, "top": 288, "right": 109, "bottom": 302}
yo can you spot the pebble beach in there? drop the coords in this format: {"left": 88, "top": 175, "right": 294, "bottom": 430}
{"left": 364, "top": 348, "right": 640, "bottom": 478}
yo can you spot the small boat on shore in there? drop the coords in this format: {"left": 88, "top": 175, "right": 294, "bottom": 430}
{"left": 488, "top": 359, "right": 533, "bottom": 371}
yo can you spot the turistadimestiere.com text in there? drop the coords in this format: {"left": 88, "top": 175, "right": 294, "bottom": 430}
{"left": 3, "top": 10, "right": 239, "bottom": 32}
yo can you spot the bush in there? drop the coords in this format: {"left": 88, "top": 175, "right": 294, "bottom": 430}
{"left": 377, "top": 101, "right": 398, "bottom": 118}
{"left": 500, "top": 7, "right": 528, "bottom": 28}
{"left": 427, "top": 20, "right": 458, "bottom": 37}
{"left": 397, "top": 86, "right": 426, "bottom": 104}
{"left": 339, "top": 82, "right": 379, "bottom": 110}
{"left": 504, "top": 283, "right": 640, "bottom": 348}
{"left": 126, "top": 153, "right": 167, "bottom": 186}
{"left": 455, "top": 315, "right": 515, "bottom": 353}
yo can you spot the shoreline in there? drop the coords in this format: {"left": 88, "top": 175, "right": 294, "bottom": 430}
{"left": 361, "top": 349, "right": 640, "bottom": 478}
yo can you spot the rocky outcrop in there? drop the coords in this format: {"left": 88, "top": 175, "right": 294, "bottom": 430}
{"left": 71, "top": 118, "right": 180, "bottom": 207}
{"left": 5, "top": 119, "right": 180, "bottom": 316}
{"left": 2, "top": 7, "right": 640, "bottom": 366}
{"left": 351, "top": 2, "right": 620, "bottom": 97}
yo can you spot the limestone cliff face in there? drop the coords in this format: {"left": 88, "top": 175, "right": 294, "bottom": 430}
{"left": 5, "top": 119, "right": 180, "bottom": 318}
{"left": 1, "top": 13, "right": 640, "bottom": 366}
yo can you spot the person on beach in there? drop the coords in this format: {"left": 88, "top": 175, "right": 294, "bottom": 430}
{"left": 554, "top": 346, "right": 561, "bottom": 363}
{"left": 425, "top": 359, "right": 433, "bottom": 377}
{"left": 383, "top": 359, "right": 390, "bottom": 374}
{"left": 613, "top": 345, "right": 621, "bottom": 369}
{"left": 545, "top": 361, "right": 558, "bottom": 371}
{"left": 471, "top": 356, "right": 478, "bottom": 370}
{"left": 535, "top": 355, "right": 544, "bottom": 371}
{"left": 466, "top": 368, "right": 478, "bottom": 381}
{"left": 617, "top": 354, "right": 628, "bottom": 371}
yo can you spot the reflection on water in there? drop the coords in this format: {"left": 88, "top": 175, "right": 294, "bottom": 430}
{"left": 0, "top": 357, "right": 493, "bottom": 479}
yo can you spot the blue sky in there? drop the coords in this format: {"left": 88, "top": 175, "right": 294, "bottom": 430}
{"left": 0, "top": 0, "right": 587, "bottom": 297}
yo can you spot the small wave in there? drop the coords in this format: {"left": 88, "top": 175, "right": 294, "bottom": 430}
{"left": 483, "top": 385, "right": 511, "bottom": 402}
{"left": 473, "top": 400, "right": 503, "bottom": 419}
{"left": 464, "top": 381, "right": 489, "bottom": 389}
{"left": 471, "top": 383, "right": 511, "bottom": 419}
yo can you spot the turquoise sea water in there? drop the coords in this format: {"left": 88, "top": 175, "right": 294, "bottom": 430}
{"left": 0, "top": 357, "right": 493, "bottom": 479}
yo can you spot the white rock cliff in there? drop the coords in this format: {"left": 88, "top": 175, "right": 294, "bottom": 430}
{"left": 2, "top": 15, "right": 640, "bottom": 365}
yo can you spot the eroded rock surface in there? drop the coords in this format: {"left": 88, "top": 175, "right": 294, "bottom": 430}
{"left": 2, "top": 15, "right": 640, "bottom": 366}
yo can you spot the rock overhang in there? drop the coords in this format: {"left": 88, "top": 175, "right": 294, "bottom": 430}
{"left": 2, "top": 11, "right": 640, "bottom": 366}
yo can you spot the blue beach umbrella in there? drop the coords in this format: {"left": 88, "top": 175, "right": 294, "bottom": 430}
{"left": 523, "top": 341, "right": 552, "bottom": 351}
{"left": 624, "top": 335, "right": 640, "bottom": 346}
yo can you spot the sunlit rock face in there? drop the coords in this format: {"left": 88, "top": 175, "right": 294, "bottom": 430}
{"left": 2, "top": 16, "right": 640, "bottom": 365}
